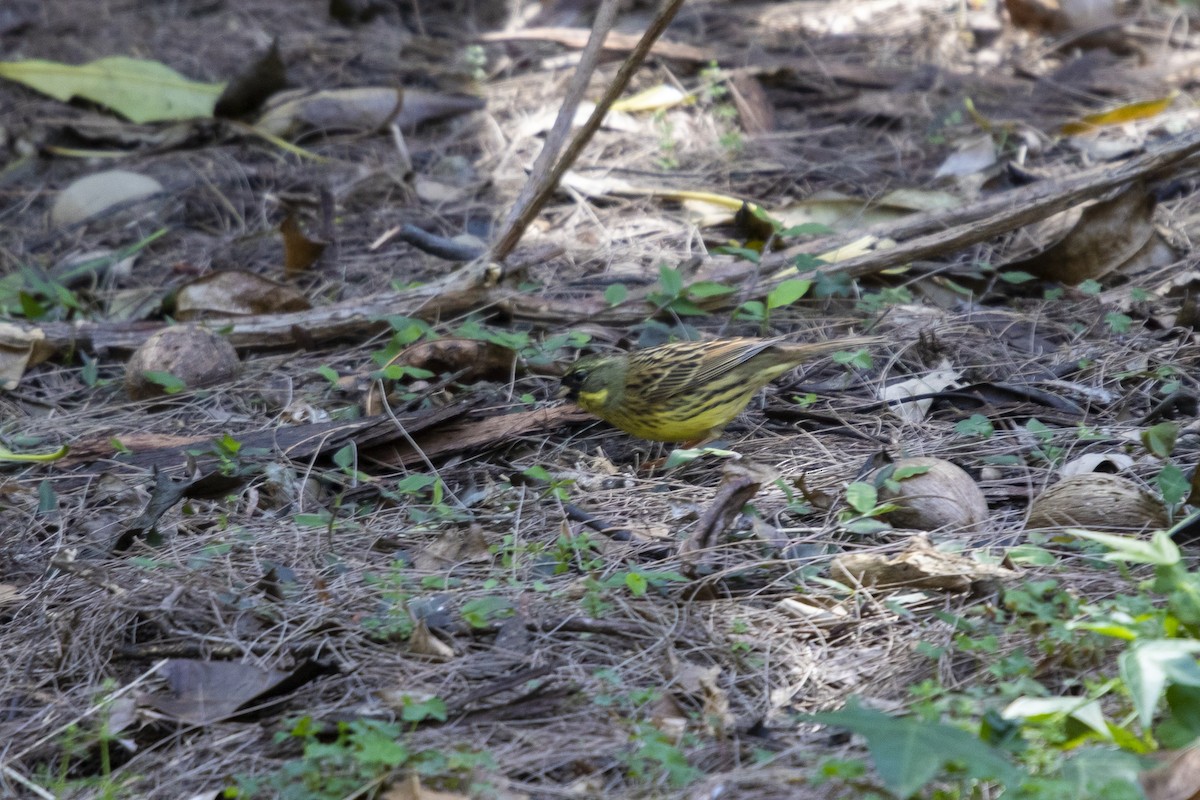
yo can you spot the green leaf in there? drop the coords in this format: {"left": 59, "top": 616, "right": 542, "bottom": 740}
{"left": 1164, "top": 683, "right": 1200, "bottom": 739}
{"left": 0, "top": 56, "right": 224, "bottom": 123}
{"left": 353, "top": 730, "right": 408, "bottom": 767}
{"left": 686, "top": 281, "right": 735, "bottom": 299}
{"left": 779, "top": 223, "right": 834, "bottom": 238}
{"left": 663, "top": 446, "right": 738, "bottom": 470}
{"left": 604, "top": 283, "right": 628, "bottom": 306}
{"left": 396, "top": 474, "right": 437, "bottom": 493}
{"left": 400, "top": 695, "right": 447, "bottom": 723}
{"left": 1106, "top": 312, "right": 1133, "bottom": 333}
{"left": 1004, "top": 544, "right": 1056, "bottom": 566}
{"left": 1159, "top": 464, "right": 1188, "bottom": 508}
{"left": 845, "top": 482, "right": 877, "bottom": 515}
{"left": 1120, "top": 639, "right": 1200, "bottom": 729}
{"left": 1143, "top": 422, "right": 1178, "bottom": 459}
{"left": 1078, "top": 279, "right": 1103, "bottom": 295}
{"left": 843, "top": 517, "right": 892, "bottom": 535}
{"left": 891, "top": 464, "right": 933, "bottom": 481}
{"left": 734, "top": 300, "right": 765, "bottom": 321}
{"left": 767, "top": 278, "right": 813, "bottom": 309}
{"left": 1002, "top": 696, "right": 1108, "bottom": 736}
{"left": 832, "top": 348, "right": 873, "bottom": 370}
{"left": 791, "top": 252, "right": 826, "bottom": 272}
{"left": 625, "top": 572, "right": 648, "bottom": 597}
{"left": 332, "top": 444, "right": 355, "bottom": 471}
{"left": 1072, "top": 529, "right": 1179, "bottom": 566}
{"left": 955, "top": 414, "right": 994, "bottom": 438}
{"left": 998, "top": 270, "right": 1037, "bottom": 284}
{"left": 658, "top": 265, "right": 683, "bottom": 298}
{"left": 141, "top": 370, "right": 186, "bottom": 394}
{"left": 1058, "top": 748, "right": 1147, "bottom": 800}
{"left": 522, "top": 465, "right": 553, "bottom": 482}
{"left": 460, "top": 596, "right": 514, "bottom": 628}
{"left": 809, "top": 700, "right": 1022, "bottom": 797}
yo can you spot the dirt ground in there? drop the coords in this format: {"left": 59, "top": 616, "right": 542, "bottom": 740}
{"left": 2, "top": 0, "right": 1200, "bottom": 798}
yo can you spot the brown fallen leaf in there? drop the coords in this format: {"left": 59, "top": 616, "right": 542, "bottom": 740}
{"left": 381, "top": 775, "right": 470, "bottom": 800}
{"left": 398, "top": 338, "right": 519, "bottom": 381}
{"left": 1007, "top": 183, "right": 1156, "bottom": 285}
{"left": 146, "top": 659, "right": 327, "bottom": 724}
{"left": 281, "top": 213, "right": 328, "bottom": 274}
{"left": 1142, "top": 745, "right": 1200, "bottom": 800}
{"left": 174, "top": 270, "right": 311, "bottom": 319}
{"left": 830, "top": 535, "right": 1017, "bottom": 592}
{"left": 0, "top": 321, "right": 52, "bottom": 390}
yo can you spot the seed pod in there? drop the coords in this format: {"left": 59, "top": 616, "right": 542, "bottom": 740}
{"left": 1027, "top": 473, "right": 1168, "bottom": 531}
{"left": 873, "top": 457, "right": 989, "bottom": 533}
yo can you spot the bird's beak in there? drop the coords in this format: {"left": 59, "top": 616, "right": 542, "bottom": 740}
{"left": 556, "top": 385, "right": 573, "bottom": 401}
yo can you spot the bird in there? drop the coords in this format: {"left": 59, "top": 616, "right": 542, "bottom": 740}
{"left": 558, "top": 335, "right": 881, "bottom": 445}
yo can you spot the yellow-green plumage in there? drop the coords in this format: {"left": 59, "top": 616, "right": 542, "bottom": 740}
{"left": 559, "top": 335, "right": 879, "bottom": 443}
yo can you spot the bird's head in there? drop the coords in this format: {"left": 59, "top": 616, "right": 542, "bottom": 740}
{"left": 558, "top": 353, "right": 626, "bottom": 411}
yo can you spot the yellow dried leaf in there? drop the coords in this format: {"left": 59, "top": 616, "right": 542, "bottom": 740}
{"left": 1062, "top": 92, "right": 1178, "bottom": 135}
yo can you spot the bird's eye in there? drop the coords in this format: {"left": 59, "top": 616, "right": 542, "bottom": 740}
{"left": 566, "top": 368, "right": 587, "bottom": 386}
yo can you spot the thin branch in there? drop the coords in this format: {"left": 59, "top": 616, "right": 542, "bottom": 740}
{"left": 491, "top": 0, "right": 688, "bottom": 260}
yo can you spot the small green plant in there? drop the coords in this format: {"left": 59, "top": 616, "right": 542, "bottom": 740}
{"left": 1025, "top": 418, "right": 1065, "bottom": 465}
{"left": 229, "top": 711, "right": 488, "bottom": 800}
{"left": 734, "top": 277, "right": 812, "bottom": 332}
{"left": 647, "top": 264, "right": 735, "bottom": 319}
{"left": 35, "top": 690, "right": 136, "bottom": 800}
{"left": 384, "top": 473, "right": 469, "bottom": 526}
{"left": 187, "top": 433, "right": 269, "bottom": 477}
{"left": 653, "top": 110, "right": 679, "bottom": 170}
{"left": 361, "top": 562, "right": 414, "bottom": 641}
{"left": 1142, "top": 421, "right": 1189, "bottom": 515}
{"left": 460, "top": 43, "right": 487, "bottom": 82}
{"left": 623, "top": 722, "right": 702, "bottom": 788}
{"left": 460, "top": 595, "right": 514, "bottom": 628}
{"left": 697, "top": 61, "right": 742, "bottom": 156}
{"left": 838, "top": 481, "right": 899, "bottom": 534}
{"left": 956, "top": 413, "right": 995, "bottom": 438}
{"left": 1105, "top": 312, "right": 1133, "bottom": 333}
{"left": 855, "top": 286, "right": 914, "bottom": 315}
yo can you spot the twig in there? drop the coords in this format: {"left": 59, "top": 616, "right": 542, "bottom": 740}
{"left": 491, "top": 0, "right": 621, "bottom": 261}
{"left": 490, "top": 0, "right": 688, "bottom": 260}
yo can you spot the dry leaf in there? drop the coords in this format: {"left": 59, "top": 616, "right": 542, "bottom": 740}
{"left": 51, "top": 169, "right": 163, "bottom": 227}
{"left": 407, "top": 619, "right": 456, "bottom": 660}
{"left": 281, "top": 214, "right": 327, "bottom": 274}
{"left": 381, "top": 774, "right": 470, "bottom": 800}
{"left": 1008, "top": 184, "right": 1156, "bottom": 285}
{"left": 257, "top": 87, "right": 483, "bottom": 137}
{"left": 880, "top": 362, "right": 962, "bottom": 424}
{"left": 831, "top": 535, "right": 1015, "bottom": 592}
{"left": 1142, "top": 745, "right": 1200, "bottom": 800}
{"left": 395, "top": 338, "right": 519, "bottom": 382}
{"left": 148, "top": 659, "right": 303, "bottom": 724}
{"left": 0, "top": 321, "right": 52, "bottom": 390}
{"left": 1062, "top": 93, "right": 1177, "bottom": 136}
{"left": 610, "top": 84, "right": 690, "bottom": 113}
{"left": 257, "top": 87, "right": 403, "bottom": 136}
{"left": 934, "top": 134, "right": 997, "bottom": 178}
{"left": 174, "top": 270, "right": 311, "bottom": 319}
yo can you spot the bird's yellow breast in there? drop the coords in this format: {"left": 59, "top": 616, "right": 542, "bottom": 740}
{"left": 579, "top": 384, "right": 759, "bottom": 442}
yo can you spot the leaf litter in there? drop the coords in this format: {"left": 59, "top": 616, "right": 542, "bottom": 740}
{"left": 1, "top": 0, "right": 1200, "bottom": 798}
